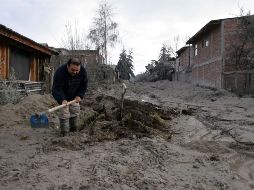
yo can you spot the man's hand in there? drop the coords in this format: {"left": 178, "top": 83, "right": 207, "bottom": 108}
{"left": 75, "top": 96, "right": 81, "bottom": 103}
{"left": 62, "top": 100, "right": 68, "bottom": 105}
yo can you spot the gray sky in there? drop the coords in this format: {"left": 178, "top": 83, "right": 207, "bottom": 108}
{"left": 1, "top": 0, "right": 254, "bottom": 74}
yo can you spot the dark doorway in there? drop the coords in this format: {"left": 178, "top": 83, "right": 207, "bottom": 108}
{"left": 9, "top": 47, "right": 31, "bottom": 80}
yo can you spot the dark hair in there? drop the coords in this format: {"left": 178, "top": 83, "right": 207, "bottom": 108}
{"left": 67, "top": 58, "right": 81, "bottom": 66}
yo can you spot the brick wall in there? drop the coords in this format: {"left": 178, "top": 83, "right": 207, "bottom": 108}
{"left": 178, "top": 16, "right": 254, "bottom": 94}
{"left": 190, "top": 24, "right": 223, "bottom": 88}
{"left": 223, "top": 17, "right": 254, "bottom": 72}
{"left": 192, "top": 61, "right": 221, "bottom": 88}
{"left": 174, "top": 46, "right": 193, "bottom": 82}
{"left": 223, "top": 18, "right": 240, "bottom": 72}
{"left": 178, "top": 46, "right": 192, "bottom": 71}
{"left": 192, "top": 26, "right": 221, "bottom": 65}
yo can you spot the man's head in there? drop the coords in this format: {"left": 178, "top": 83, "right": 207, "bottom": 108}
{"left": 67, "top": 58, "right": 81, "bottom": 76}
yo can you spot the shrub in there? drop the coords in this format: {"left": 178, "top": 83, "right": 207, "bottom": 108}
{"left": 0, "top": 69, "right": 22, "bottom": 105}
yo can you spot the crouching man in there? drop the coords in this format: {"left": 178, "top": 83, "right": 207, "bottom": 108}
{"left": 52, "top": 58, "right": 88, "bottom": 136}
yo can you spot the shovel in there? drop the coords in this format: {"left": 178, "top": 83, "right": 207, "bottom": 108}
{"left": 30, "top": 100, "right": 77, "bottom": 128}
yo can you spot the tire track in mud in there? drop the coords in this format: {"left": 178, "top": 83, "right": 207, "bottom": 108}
{"left": 174, "top": 107, "right": 254, "bottom": 189}
{"left": 99, "top": 82, "right": 254, "bottom": 189}
{"left": 228, "top": 155, "right": 254, "bottom": 182}
{"left": 105, "top": 83, "right": 254, "bottom": 189}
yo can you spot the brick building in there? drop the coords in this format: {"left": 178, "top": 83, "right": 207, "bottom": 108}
{"left": 50, "top": 48, "right": 115, "bottom": 86}
{"left": 50, "top": 48, "right": 101, "bottom": 71}
{"left": 177, "top": 15, "right": 254, "bottom": 94}
{"left": 175, "top": 46, "right": 193, "bottom": 82}
{"left": 186, "top": 18, "right": 226, "bottom": 88}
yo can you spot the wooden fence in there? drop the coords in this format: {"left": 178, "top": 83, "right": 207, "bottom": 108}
{"left": 224, "top": 71, "right": 254, "bottom": 95}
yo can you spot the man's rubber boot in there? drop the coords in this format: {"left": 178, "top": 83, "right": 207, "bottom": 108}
{"left": 60, "top": 119, "right": 69, "bottom": 137}
{"left": 69, "top": 116, "right": 78, "bottom": 132}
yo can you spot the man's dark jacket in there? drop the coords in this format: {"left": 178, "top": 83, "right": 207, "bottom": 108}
{"left": 52, "top": 64, "right": 88, "bottom": 104}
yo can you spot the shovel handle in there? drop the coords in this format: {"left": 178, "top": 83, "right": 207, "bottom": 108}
{"left": 47, "top": 100, "right": 77, "bottom": 113}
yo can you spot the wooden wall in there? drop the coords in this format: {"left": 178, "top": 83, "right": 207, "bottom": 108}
{"left": 0, "top": 39, "right": 50, "bottom": 81}
{"left": 0, "top": 39, "right": 8, "bottom": 79}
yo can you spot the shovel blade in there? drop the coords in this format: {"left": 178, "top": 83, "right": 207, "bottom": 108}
{"left": 30, "top": 113, "right": 49, "bottom": 128}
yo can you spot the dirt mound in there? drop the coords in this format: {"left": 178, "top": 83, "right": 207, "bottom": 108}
{"left": 0, "top": 94, "right": 57, "bottom": 128}
{"left": 43, "top": 94, "right": 181, "bottom": 152}
{"left": 81, "top": 95, "right": 180, "bottom": 141}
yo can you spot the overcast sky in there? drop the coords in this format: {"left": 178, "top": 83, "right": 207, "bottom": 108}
{"left": 1, "top": 0, "right": 254, "bottom": 74}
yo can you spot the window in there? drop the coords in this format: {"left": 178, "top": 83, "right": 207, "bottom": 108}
{"left": 194, "top": 44, "right": 198, "bottom": 56}
{"left": 202, "top": 39, "right": 209, "bottom": 47}
{"left": 205, "top": 39, "right": 209, "bottom": 47}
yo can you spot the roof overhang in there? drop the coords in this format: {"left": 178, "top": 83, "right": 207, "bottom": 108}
{"left": 186, "top": 19, "right": 223, "bottom": 44}
{"left": 0, "top": 24, "right": 58, "bottom": 55}
{"left": 176, "top": 46, "right": 189, "bottom": 55}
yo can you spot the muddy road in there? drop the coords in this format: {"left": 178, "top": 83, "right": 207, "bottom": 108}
{"left": 0, "top": 81, "right": 254, "bottom": 190}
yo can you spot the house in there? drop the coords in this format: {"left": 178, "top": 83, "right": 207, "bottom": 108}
{"left": 50, "top": 48, "right": 115, "bottom": 83}
{"left": 183, "top": 15, "right": 254, "bottom": 94}
{"left": 0, "top": 24, "right": 57, "bottom": 82}
{"left": 50, "top": 48, "right": 101, "bottom": 71}
{"left": 174, "top": 45, "right": 193, "bottom": 82}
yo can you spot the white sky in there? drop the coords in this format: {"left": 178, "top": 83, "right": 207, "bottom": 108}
{"left": 1, "top": 0, "right": 254, "bottom": 74}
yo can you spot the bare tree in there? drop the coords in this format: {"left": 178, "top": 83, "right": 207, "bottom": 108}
{"left": 163, "top": 35, "right": 182, "bottom": 58}
{"left": 173, "top": 35, "right": 180, "bottom": 54}
{"left": 226, "top": 9, "right": 254, "bottom": 70}
{"left": 61, "top": 21, "right": 91, "bottom": 50}
{"left": 88, "top": 0, "right": 119, "bottom": 64}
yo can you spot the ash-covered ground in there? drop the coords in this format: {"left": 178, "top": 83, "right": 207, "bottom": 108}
{"left": 0, "top": 81, "right": 254, "bottom": 190}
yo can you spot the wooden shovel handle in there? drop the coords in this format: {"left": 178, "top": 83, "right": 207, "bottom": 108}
{"left": 47, "top": 100, "right": 77, "bottom": 113}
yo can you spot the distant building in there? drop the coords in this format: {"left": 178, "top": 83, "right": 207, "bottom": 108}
{"left": 50, "top": 48, "right": 101, "bottom": 72}
{"left": 50, "top": 48, "right": 115, "bottom": 84}
{"left": 176, "top": 15, "right": 254, "bottom": 94}
{"left": 174, "top": 46, "right": 193, "bottom": 82}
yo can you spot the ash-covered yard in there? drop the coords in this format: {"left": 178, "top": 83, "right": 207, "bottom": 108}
{"left": 0, "top": 81, "right": 254, "bottom": 190}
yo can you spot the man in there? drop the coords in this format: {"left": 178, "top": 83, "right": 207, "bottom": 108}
{"left": 52, "top": 58, "right": 88, "bottom": 136}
